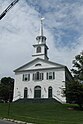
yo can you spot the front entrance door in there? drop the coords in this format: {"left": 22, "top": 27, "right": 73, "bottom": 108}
{"left": 34, "top": 86, "right": 41, "bottom": 98}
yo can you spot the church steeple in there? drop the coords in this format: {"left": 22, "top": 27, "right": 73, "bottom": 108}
{"left": 36, "top": 18, "right": 46, "bottom": 44}
{"left": 40, "top": 18, "right": 44, "bottom": 36}
{"left": 32, "top": 18, "right": 49, "bottom": 60}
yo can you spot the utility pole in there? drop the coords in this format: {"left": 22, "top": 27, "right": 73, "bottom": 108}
{"left": 0, "top": 0, "right": 19, "bottom": 20}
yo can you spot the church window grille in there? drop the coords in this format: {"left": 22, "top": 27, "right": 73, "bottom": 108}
{"left": 33, "top": 72, "right": 44, "bottom": 81}
{"left": 23, "top": 74, "right": 30, "bottom": 81}
{"left": 46, "top": 72, "right": 55, "bottom": 80}
{"left": 36, "top": 46, "right": 41, "bottom": 53}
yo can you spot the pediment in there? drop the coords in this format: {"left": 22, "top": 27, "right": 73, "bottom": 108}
{"left": 14, "top": 58, "right": 65, "bottom": 72}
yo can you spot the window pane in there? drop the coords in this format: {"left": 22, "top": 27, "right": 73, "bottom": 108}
{"left": 49, "top": 72, "right": 52, "bottom": 79}
{"left": 49, "top": 75, "right": 52, "bottom": 79}
{"left": 49, "top": 72, "right": 52, "bottom": 76}
{"left": 37, "top": 72, "right": 39, "bottom": 80}
{"left": 25, "top": 77, "right": 27, "bottom": 81}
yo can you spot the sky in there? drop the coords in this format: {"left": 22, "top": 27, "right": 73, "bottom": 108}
{"left": 0, "top": 0, "right": 83, "bottom": 79}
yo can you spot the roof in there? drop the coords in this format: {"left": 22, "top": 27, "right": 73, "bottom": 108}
{"left": 14, "top": 58, "right": 66, "bottom": 72}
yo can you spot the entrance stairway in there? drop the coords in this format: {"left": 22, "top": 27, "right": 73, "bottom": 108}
{"left": 14, "top": 98, "right": 61, "bottom": 103}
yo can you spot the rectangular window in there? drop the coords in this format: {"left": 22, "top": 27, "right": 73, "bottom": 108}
{"left": 49, "top": 72, "right": 52, "bottom": 79}
{"left": 37, "top": 72, "right": 39, "bottom": 80}
{"left": 23, "top": 74, "right": 30, "bottom": 81}
{"left": 33, "top": 72, "right": 44, "bottom": 81}
{"left": 46, "top": 72, "right": 55, "bottom": 80}
{"left": 24, "top": 74, "right": 28, "bottom": 81}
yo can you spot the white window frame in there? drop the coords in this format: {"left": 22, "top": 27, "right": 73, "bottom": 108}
{"left": 47, "top": 72, "right": 55, "bottom": 80}
{"left": 33, "top": 72, "right": 44, "bottom": 81}
{"left": 23, "top": 74, "right": 30, "bottom": 81}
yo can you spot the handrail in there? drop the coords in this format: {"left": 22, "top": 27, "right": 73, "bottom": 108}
{"left": 53, "top": 94, "right": 63, "bottom": 104}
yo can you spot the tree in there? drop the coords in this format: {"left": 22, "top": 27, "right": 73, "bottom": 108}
{"left": 71, "top": 51, "right": 83, "bottom": 82}
{"left": 64, "top": 51, "right": 83, "bottom": 109}
{"left": 65, "top": 81, "right": 83, "bottom": 109}
{"left": 0, "top": 77, "right": 14, "bottom": 102}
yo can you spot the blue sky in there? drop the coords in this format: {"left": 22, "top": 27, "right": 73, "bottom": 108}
{"left": 0, "top": 0, "right": 83, "bottom": 78}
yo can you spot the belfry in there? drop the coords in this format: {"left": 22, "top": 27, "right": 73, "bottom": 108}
{"left": 32, "top": 18, "right": 49, "bottom": 60}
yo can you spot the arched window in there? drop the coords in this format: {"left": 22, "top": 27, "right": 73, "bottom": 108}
{"left": 35, "top": 63, "right": 42, "bottom": 66}
{"left": 36, "top": 46, "right": 41, "bottom": 53}
{"left": 24, "top": 87, "right": 28, "bottom": 98}
{"left": 48, "top": 86, "right": 52, "bottom": 98}
{"left": 34, "top": 86, "right": 41, "bottom": 98}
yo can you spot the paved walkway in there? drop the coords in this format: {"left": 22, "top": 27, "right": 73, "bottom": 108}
{"left": 0, "top": 119, "right": 16, "bottom": 124}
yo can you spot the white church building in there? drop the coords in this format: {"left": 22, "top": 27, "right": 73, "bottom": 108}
{"left": 13, "top": 19, "right": 73, "bottom": 103}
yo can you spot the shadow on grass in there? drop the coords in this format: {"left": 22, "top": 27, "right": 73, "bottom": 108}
{"left": 67, "top": 104, "right": 83, "bottom": 111}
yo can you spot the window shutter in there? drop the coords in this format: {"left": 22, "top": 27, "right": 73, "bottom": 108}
{"left": 42, "top": 73, "right": 44, "bottom": 80}
{"left": 33, "top": 74, "right": 35, "bottom": 80}
{"left": 53, "top": 72, "right": 55, "bottom": 79}
{"left": 47, "top": 73, "right": 48, "bottom": 80}
{"left": 28, "top": 74, "right": 30, "bottom": 81}
{"left": 23, "top": 74, "right": 24, "bottom": 81}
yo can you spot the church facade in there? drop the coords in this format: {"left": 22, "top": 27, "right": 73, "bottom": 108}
{"left": 13, "top": 19, "right": 73, "bottom": 103}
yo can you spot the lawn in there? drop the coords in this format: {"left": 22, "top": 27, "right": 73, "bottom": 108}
{"left": 0, "top": 103, "right": 83, "bottom": 124}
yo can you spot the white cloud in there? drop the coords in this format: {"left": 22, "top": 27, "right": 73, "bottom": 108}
{"left": 0, "top": 0, "right": 40, "bottom": 78}
{"left": 0, "top": 0, "right": 83, "bottom": 79}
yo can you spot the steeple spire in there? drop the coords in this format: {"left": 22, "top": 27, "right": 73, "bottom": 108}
{"left": 36, "top": 17, "right": 46, "bottom": 44}
{"left": 40, "top": 18, "right": 45, "bottom": 36}
{"left": 32, "top": 18, "right": 49, "bottom": 60}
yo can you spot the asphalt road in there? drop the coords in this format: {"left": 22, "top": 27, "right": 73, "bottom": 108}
{"left": 0, "top": 120, "right": 16, "bottom": 124}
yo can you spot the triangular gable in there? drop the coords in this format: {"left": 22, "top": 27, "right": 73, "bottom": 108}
{"left": 14, "top": 58, "right": 65, "bottom": 72}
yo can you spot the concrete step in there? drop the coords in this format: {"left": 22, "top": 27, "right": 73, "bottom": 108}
{"left": 14, "top": 98, "right": 61, "bottom": 103}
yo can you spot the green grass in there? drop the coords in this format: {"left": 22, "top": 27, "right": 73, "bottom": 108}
{"left": 0, "top": 103, "right": 83, "bottom": 124}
